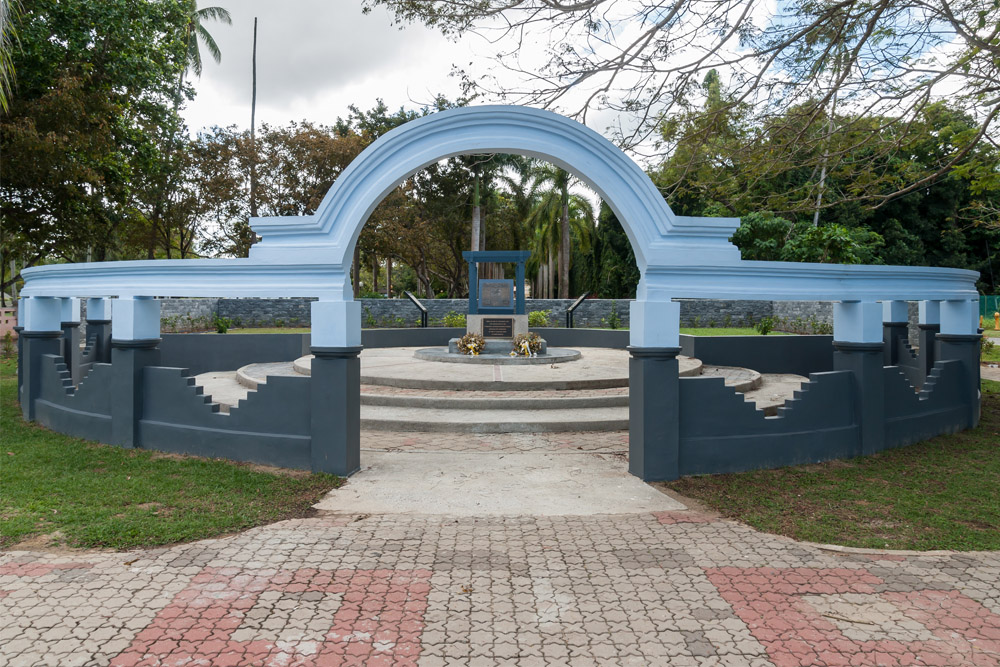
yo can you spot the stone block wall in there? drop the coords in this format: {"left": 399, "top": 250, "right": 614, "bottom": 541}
{"left": 76, "top": 296, "right": 920, "bottom": 343}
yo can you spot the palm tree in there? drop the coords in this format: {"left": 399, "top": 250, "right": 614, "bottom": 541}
{"left": 525, "top": 170, "right": 595, "bottom": 298}
{"left": 530, "top": 165, "right": 593, "bottom": 298}
{"left": 177, "top": 2, "right": 231, "bottom": 96}
{"left": 0, "top": 0, "right": 21, "bottom": 113}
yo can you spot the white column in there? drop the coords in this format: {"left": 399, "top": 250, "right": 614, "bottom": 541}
{"left": 918, "top": 300, "right": 940, "bottom": 326}
{"left": 60, "top": 297, "right": 81, "bottom": 324}
{"left": 629, "top": 300, "right": 680, "bottom": 348}
{"left": 833, "top": 300, "right": 882, "bottom": 343}
{"left": 881, "top": 300, "right": 908, "bottom": 323}
{"left": 940, "top": 299, "right": 977, "bottom": 336}
{"left": 22, "top": 296, "right": 63, "bottom": 332}
{"left": 310, "top": 300, "right": 361, "bottom": 348}
{"left": 85, "top": 297, "right": 111, "bottom": 321}
{"left": 112, "top": 297, "right": 161, "bottom": 341}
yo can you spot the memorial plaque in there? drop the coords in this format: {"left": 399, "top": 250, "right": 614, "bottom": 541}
{"left": 482, "top": 317, "right": 514, "bottom": 338}
{"left": 480, "top": 279, "right": 513, "bottom": 310}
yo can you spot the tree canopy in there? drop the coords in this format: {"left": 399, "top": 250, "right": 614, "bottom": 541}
{"left": 367, "top": 0, "right": 1000, "bottom": 213}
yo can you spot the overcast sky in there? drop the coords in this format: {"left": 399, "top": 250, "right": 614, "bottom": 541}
{"left": 181, "top": 1, "right": 499, "bottom": 134}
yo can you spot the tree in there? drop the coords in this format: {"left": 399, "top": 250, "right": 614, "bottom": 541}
{"left": 367, "top": 0, "right": 1000, "bottom": 212}
{"left": 526, "top": 166, "right": 595, "bottom": 298}
{"left": 577, "top": 204, "right": 640, "bottom": 299}
{"left": 1, "top": 0, "right": 190, "bottom": 294}
{"left": 178, "top": 2, "right": 231, "bottom": 94}
{"left": 0, "top": 0, "right": 20, "bottom": 112}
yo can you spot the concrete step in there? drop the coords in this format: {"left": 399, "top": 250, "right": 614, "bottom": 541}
{"left": 360, "top": 387, "right": 629, "bottom": 410}
{"left": 360, "top": 404, "right": 630, "bottom": 433}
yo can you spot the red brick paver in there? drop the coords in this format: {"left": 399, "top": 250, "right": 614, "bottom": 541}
{"left": 2, "top": 515, "right": 998, "bottom": 666}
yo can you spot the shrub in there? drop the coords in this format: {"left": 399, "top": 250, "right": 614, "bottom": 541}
{"left": 528, "top": 310, "right": 551, "bottom": 327}
{"left": 213, "top": 315, "right": 232, "bottom": 334}
{"left": 604, "top": 302, "right": 622, "bottom": 330}
{"left": 441, "top": 311, "right": 467, "bottom": 328}
{"left": 1, "top": 331, "right": 14, "bottom": 357}
{"left": 755, "top": 316, "right": 775, "bottom": 336}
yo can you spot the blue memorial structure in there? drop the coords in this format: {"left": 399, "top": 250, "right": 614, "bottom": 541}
{"left": 15, "top": 105, "right": 981, "bottom": 479}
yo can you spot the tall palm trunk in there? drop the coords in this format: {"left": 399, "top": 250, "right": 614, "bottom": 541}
{"left": 547, "top": 250, "right": 555, "bottom": 299}
{"left": 559, "top": 196, "right": 570, "bottom": 298}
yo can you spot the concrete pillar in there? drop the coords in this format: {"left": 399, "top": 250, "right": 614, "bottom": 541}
{"left": 627, "top": 298, "right": 682, "bottom": 481}
{"left": 309, "top": 346, "right": 362, "bottom": 475}
{"left": 833, "top": 301, "right": 883, "bottom": 456}
{"left": 60, "top": 298, "right": 81, "bottom": 385}
{"left": 937, "top": 298, "right": 980, "bottom": 428}
{"left": 628, "top": 346, "right": 681, "bottom": 481}
{"left": 308, "top": 299, "right": 362, "bottom": 475}
{"left": 110, "top": 297, "right": 161, "bottom": 448}
{"left": 85, "top": 297, "right": 112, "bottom": 363}
{"left": 918, "top": 300, "right": 940, "bottom": 379}
{"left": 881, "top": 300, "right": 909, "bottom": 366}
{"left": 20, "top": 297, "right": 64, "bottom": 421}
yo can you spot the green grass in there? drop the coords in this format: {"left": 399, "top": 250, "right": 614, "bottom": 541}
{"left": 0, "top": 356, "right": 341, "bottom": 551}
{"left": 669, "top": 379, "right": 1000, "bottom": 551}
{"left": 680, "top": 327, "right": 794, "bottom": 336}
{"left": 230, "top": 327, "right": 310, "bottom": 334}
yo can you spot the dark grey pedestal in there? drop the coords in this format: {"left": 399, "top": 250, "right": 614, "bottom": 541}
{"left": 111, "top": 339, "right": 161, "bottom": 448}
{"left": 628, "top": 346, "right": 680, "bottom": 481}
{"left": 882, "top": 321, "right": 908, "bottom": 366}
{"left": 20, "top": 331, "right": 63, "bottom": 421}
{"left": 86, "top": 319, "right": 112, "bottom": 363}
{"left": 936, "top": 333, "right": 981, "bottom": 428}
{"left": 310, "top": 346, "right": 362, "bottom": 476}
{"left": 61, "top": 322, "right": 81, "bottom": 385}
{"left": 833, "top": 341, "right": 884, "bottom": 456}
{"left": 917, "top": 324, "right": 939, "bottom": 380}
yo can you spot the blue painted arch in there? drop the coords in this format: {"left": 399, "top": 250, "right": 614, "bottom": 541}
{"left": 248, "top": 105, "right": 741, "bottom": 280}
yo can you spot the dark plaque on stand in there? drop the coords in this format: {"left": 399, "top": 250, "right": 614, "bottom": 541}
{"left": 482, "top": 318, "right": 514, "bottom": 338}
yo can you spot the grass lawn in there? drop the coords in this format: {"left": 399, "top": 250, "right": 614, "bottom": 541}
{"left": 680, "top": 327, "right": 794, "bottom": 336}
{"left": 668, "top": 379, "right": 1000, "bottom": 551}
{"left": 230, "top": 327, "right": 311, "bottom": 334}
{"left": 983, "top": 329, "right": 1000, "bottom": 363}
{"left": 0, "top": 356, "right": 341, "bottom": 551}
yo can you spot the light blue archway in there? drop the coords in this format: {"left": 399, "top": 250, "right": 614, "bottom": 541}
{"left": 247, "top": 105, "right": 740, "bottom": 347}
{"left": 18, "top": 104, "right": 980, "bottom": 481}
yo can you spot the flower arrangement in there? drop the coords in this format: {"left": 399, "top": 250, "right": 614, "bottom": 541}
{"left": 457, "top": 332, "right": 485, "bottom": 356}
{"left": 511, "top": 332, "right": 542, "bottom": 357}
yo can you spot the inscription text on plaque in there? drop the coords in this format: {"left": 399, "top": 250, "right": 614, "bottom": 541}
{"left": 482, "top": 317, "right": 514, "bottom": 338}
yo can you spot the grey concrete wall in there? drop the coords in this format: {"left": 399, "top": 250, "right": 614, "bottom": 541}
{"left": 35, "top": 355, "right": 113, "bottom": 443}
{"left": 677, "top": 371, "right": 860, "bottom": 476}
{"left": 159, "top": 333, "right": 310, "bottom": 375}
{"left": 679, "top": 334, "right": 834, "bottom": 376}
{"left": 883, "top": 361, "right": 969, "bottom": 448}
{"left": 140, "top": 367, "right": 312, "bottom": 469}
{"left": 21, "top": 324, "right": 980, "bottom": 479}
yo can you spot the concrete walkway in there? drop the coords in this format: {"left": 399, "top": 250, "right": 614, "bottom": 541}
{"left": 3, "top": 426, "right": 1000, "bottom": 666}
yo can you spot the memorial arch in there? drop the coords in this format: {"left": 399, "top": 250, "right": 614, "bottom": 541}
{"left": 17, "top": 106, "right": 981, "bottom": 480}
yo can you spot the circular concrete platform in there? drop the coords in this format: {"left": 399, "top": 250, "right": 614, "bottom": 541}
{"left": 412, "top": 347, "right": 582, "bottom": 364}
{"left": 274, "top": 347, "right": 703, "bottom": 391}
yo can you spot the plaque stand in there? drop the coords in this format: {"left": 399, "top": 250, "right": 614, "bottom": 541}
{"left": 462, "top": 250, "right": 532, "bottom": 343}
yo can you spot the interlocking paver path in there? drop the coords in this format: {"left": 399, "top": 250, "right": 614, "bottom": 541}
{"left": 3, "top": 430, "right": 999, "bottom": 666}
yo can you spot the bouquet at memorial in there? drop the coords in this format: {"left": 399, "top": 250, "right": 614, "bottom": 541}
{"left": 457, "top": 333, "right": 485, "bottom": 356}
{"left": 512, "top": 332, "right": 542, "bottom": 357}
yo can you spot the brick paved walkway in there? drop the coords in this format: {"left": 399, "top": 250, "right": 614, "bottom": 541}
{"left": 3, "top": 507, "right": 999, "bottom": 665}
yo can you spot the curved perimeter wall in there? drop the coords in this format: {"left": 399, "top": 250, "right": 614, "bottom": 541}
{"left": 18, "top": 326, "right": 979, "bottom": 478}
